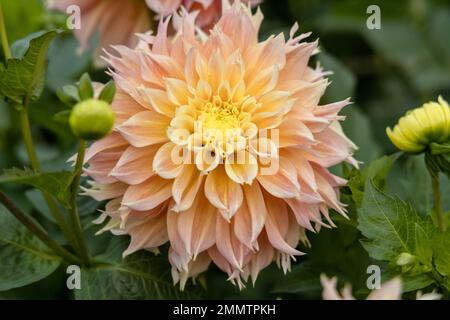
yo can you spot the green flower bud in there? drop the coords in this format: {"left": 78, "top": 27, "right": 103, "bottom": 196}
{"left": 386, "top": 96, "right": 450, "bottom": 153}
{"left": 396, "top": 252, "right": 415, "bottom": 266}
{"left": 69, "top": 99, "right": 114, "bottom": 140}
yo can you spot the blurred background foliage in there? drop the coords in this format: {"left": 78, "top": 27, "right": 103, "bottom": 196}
{"left": 0, "top": 0, "right": 449, "bottom": 299}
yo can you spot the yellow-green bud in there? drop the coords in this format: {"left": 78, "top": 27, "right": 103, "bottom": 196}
{"left": 69, "top": 99, "right": 114, "bottom": 140}
{"left": 386, "top": 96, "right": 450, "bottom": 153}
{"left": 396, "top": 252, "right": 415, "bottom": 266}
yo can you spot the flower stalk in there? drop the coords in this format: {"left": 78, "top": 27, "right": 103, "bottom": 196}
{"left": 68, "top": 139, "right": 91, "bottom": 266}
{"left": 20, "top": 96, "right": 81, "bottom": 256}
{"left": 0, "top": 190, "right": 81, "bottom": 265}
{"left": 1, "top": 5, "right": 82, "bottom": 256}
{"left": 0, "top": 2, "right": 11, "bottom": 60}
{"left": 431, "top": 173, "right": 446, "bottom": 232}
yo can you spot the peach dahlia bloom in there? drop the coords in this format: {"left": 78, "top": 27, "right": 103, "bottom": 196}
{"left": 84, "top": 2, "right": 357, "bottom": 289}
{"left": 47, "top": 0, "right": 151, "bottom": 64}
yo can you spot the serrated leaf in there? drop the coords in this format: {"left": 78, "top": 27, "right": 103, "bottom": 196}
{"left": 75, "top": 238, "right": 203, "bottom": 300}
{"left": 10, "top": 30, "right": 47, "bottom": 59}
{"left": 401, "top": 274, "right": 435, "bottom": 293}
{"left": 349, "top": 153, "right": 400, "bottom": 207}
{"left": 431, "top": 232, "right": 450, "bottom": 278}
{"left": 0, "top": 30, "right": 59, "bottom": 104}
{"left": 0, "top": 205, "right": 61, "bottom": 291}
{"left": 357, "top": 181, "right": 422, "bottom": 261}
{"left": 0, "top": 168, "right": 73, "bottom": 208}
{"left": 414, "top": 223, "right": 432, "bottom": 266}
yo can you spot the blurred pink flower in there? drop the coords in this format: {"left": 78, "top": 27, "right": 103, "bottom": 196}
{"left": 47, "top": 0, "right": 151, "bottom": 65}
{"left": 321, "top": 275, "right": 441, "bottom": 300}
{"left": 83, "top": 1, "right": 357, "bottom": 289}
{"left": 147, "top": 0, "right": 261, "bottom": 30}
{"left": 47, "top": 0, "right": 260, "bottom": 66}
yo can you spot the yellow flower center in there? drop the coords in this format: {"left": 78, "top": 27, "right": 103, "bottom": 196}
{"left": 167, "top": 82, "right": 259, "bottom": 172}
{"left": 199, "top": 97, "right": 241, "bottom": 131}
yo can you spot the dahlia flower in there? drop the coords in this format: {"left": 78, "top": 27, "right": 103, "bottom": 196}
{"left": 47, "top": 0, "right": 260, "bottom": 66}
{"left": 148, "top": 0, "right": 262, "bottom": 30}
{"left": 84, "top": 1, "right": 357, "bottom": 289}
{"left": 387, "top": 96, "right": 450, "bottom": 153}
{"left": 321, "top": 275, "right": 441, "bottom": 300}
{"left": 47, "top": 0, "right": 151, "bottom": 65}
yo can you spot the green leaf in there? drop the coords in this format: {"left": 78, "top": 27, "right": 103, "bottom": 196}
{"left": 271, "top": 262, "right": 324, "bottom": 295}
{"left": 349, "top": 153, "right": 400, "bottom": 207}
{"left": 53, "top": 110, "right": 71, "bottom": 124}
{"left": 273, "top": 221, "right": 369, "bottom": 297}
{"left": 431, "top": 231, "right": 450, "bottom": 278}
{"left": 0, "top": 30, "right": 59, "bottom": 104}
{"left": 0, "top": 205, "right": 61, "bottom": 291}
{"left": 387, "top": 155, "right": 450, "bottom": 216}
{"left": 320, "top": 51, "right": 356, "bottom": 102}
{"left": 98, "top": 81, "right": 116, "bottom": 104}
{"left": 78, "top": 73, "right": 94, "bottom": 101}
{"left": 47, "top": 35, "right": 94, "bottom": 92}
{"left": 401, "top": 274, "right": 435, "bottom": 293}
{"left": 0, "top": 168, "right": 73, "bottom": 208}
{"left": 10, "top": 30, "right": 47, "bottom": 59}
{"left": 75, "top": 238, "right": 202, "bottom": 299}
{"left": 340, "top": 105, "right": 382, "bottom": 164}
{"left": 0, "top": 0, "right": 44, "bottom": 43}
{"left": 357, "top": 180, "right": 422, "bottom": 261}
{"left": 57, "top": 84, "right": 80, "bottom": 105}
{"left": 362, "top": 20, "right": 450, "bottom": 93}
{"left": 414, "top": 223, "right": 432, "bottom": 265}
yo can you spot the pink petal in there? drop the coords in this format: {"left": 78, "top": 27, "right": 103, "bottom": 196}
{"left": 123, "top": 176, "right": 172, "bottom": 211}
{"left": 204, "top": 165, "right": 244, "bottom": 220}
{"left": 171, "top": 165, "right": 204, "bottom": 212}
{"left": 117, "top": 111, "right": 171, "bottom": 147}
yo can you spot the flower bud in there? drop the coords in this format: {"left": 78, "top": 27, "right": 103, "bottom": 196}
{"left": 396, "top": 252, "right": 415, "bottom": 266}
{"left": 69, "top": 99, "right": 114, "bottom": 140}
{"left": 386, "top": 96, "right": 450, "bottom": 153}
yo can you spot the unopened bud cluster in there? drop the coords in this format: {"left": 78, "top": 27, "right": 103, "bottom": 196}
{"left": 58, "top": 73, "right": 115, "bottom": 141}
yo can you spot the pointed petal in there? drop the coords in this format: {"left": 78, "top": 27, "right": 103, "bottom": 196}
{"left": 153, "top": 142, "right": 184, "bottom": 179}
{"left": 204, "top": 165, "right": 243, "bottom": 220}
{"left": 233, "top": 183, "right": 266, "bottom": 248}
{"left": 171, "top": 165, "right": 204, "bottom": 212}
{"left": 123, "top": 176, "right": 172, "bottom": 211}
{"left": 257, "top": 156, "right": 300, "bottom": 199}
{"left": 117, "top": 111, "right": 170, "bottom": 147}
{"left": 111, "top": 145, "right": 159, "bottom": 184}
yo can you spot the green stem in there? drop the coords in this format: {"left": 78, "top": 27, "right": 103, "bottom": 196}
{"left": 431, "top": 173, "right": 446, "bottom": 232}
{"left": 0, "top": 190, "right": 81, "bottom": 265}
{"left": 0, "top": 2, "right": 11, "bottom": 60}
{"left": 20, "top": 101, "right": 40, "bottom": 171}
{"left": 20, "top": 101, "right": 81, "bottom": 255}
{"left": 69, "top": 139, "right": 91, "bottom": 266}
